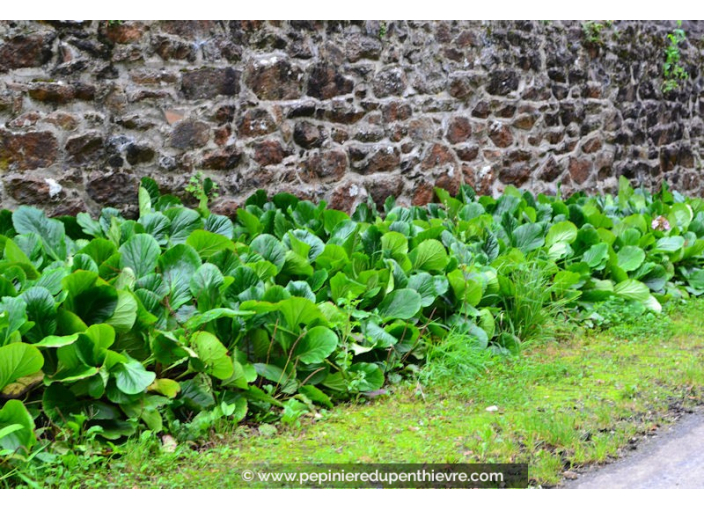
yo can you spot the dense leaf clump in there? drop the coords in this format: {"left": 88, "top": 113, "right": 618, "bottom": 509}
{"left": 1, "top": 176, "right": 703, "bottom": 462}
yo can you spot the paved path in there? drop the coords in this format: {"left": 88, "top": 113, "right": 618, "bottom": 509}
{"left": 565, "top": 412, "right": 704, "bottom": 489}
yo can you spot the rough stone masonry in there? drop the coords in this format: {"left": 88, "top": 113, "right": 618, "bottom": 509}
{"left": 0, "top": 20, "right": 703, "bottom": 217}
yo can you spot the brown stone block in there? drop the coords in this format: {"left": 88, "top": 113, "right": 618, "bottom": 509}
{"left": 456, "top": 144, "right": 479, "bottom": 162}
{"left": 538, "top": 156, "right": 563, "bottom": 182}
{"left": 499, "top": 164, "right": 531, "bottom": 186}
{"left": 568, "top": 158, "right": 593, "bottom": 184}
{"left": 489, "top": 122, "right": 514, "bottom": 148}
{"left": 105, "top": 22, "right": 145, "bottom": 44}
{"left": 513, "top": 113, "right": 538, "bottom": 130}
{"left": 346, "top": 34, "right": 383, "bottom": 62}
{"left": 245, "top": 56, "right": 304, "bottom": 100}
{"left": 349, "top": 145, "right": 401, "bottom": 174}
{"left": 154, "top": 35, "right": 197, "bottom": 61}
{"left": 86, "top": 172, "right": 138, "bottom": 207}
{"left": 581, "top": 136, "right": 603, "bottom": 154}
{"left": 66, "top": 132, "right": 105, "bottom": 167}
{"left": 236, "top": 109, "right": 277, "bottom": 138}
{"left": 307, "top": 63, "right": 354, "bottom": 100}
{"left": 373, "top": 67, "right": 407, "bottom": 98}
{"left": 446, "top": 117, "right": 472, "bottom": 144}
{"left": 4, "top": 175, "right": 54, "bottom": 204}
{"left": 44, "top": 112, "right": 79, "bottom": 131}
{"left": 253, "top": 139, "right": 287, "bottom": 166}
{"left": 0, "top": 33, "right": 55, "bottom": 72}
{"left": 0, "top": 131, "right": 58, "bottom": 171}
{"left": 182, "top": 68, "right": 241, "bottom": 100}
{"left": 8, "top": 112, "right": 41, "bottom": 129}
{"left": 366, "top": 176, "right": 405, "bottom": 208}
{"left": 421, "top": 144, "right": 456, "bottom": 170}
{"left": 330, "top": 181, "right": 366, "bottom": 213}
{"left": 408, "top": 118, "right": 436, "bottom": 142}
{"left": 381, "top": 102, "right": 413, "bottom": 123}
{"left": 201, "top": 146, "right": 243, "bottom": 170}
{"left": 304, "top": 150, "right": 348, "bottom": 180}
{"left": 412, "top": 181, "right": 436, "bottom": 206}
{"left": 171, "top": 120, "right": 210, "bottom": 149}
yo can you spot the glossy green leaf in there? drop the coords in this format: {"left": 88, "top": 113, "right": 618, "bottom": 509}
{"left": 617, "top": 246, "right": 646, "bottom": 272}
{"left": 158, "top": 244, "right": 201, "bottom": 310}
{"left": 114, "top": 358, "right": 156, "bottom": 395}
{"left": 12, "top": 206, "right": 67, "bottom": 261}
{"left": 377, "top": 289, "right": 422, "bottom": 321}
{"left": 120, "top": 233, "right": 160, "bottom": 279}
{"left": 0, "top": 343, "right": 43, "bottom": 391}
{"left": 186, "top": 230, "right": 236, "bottom": 259}
{"left": 250, "top": 234, "right": 286, "bottom": 271}
{"left": 191, "top": 331, "right": 234, "bottom": 380}
{"left": 409, "top": 240, "right": 449, "bottom": 272}
{"left": 0, "top": 400, "right": 36, "bottom": 454}
{"left": 545, "top": 221, "right": 578, "bottom": 247}
{"left": 294, "top": 326, "right": 338, "bottom": 364}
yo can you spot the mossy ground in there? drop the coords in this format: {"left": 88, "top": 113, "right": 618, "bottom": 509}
{"left": 14, "top": 299, "right": 704, "bottom": 488}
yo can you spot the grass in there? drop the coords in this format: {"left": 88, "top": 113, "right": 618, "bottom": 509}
{"left": 10, "top": 298, "right": 704, "bottom": 488}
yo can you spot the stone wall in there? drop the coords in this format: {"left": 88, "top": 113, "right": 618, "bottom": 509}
{"left": 1, "top": 20, "right": 703, "bottom": 216}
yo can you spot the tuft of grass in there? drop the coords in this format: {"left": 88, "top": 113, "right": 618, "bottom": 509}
{"left": 494, "top": 256, "right": 577, "bottom": 347}
{"left": 419, "top": 330, "right": 494, "bottom": 384}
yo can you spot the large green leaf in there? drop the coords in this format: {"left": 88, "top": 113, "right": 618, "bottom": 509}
{"left": 158, "top": 244, "right": 201, "bottom": 310}
{"left": 63, "top": 271, "right": 118, "bottom": 325}
{"left": 139, "top": 212, "right": 171, "bottom": 245}
{"left": 409, "top": 240, "right": 449, "bottom": 272}
{"left": 614, "top": 279, "right": 660, "bottom": 311}
{"left": 408, "top": 273, "right": 449, "bottom": 307}
{"left": 545, "top": 221, "right": 578, "bottom": 248}
{"left": 617, "top": 246, "right": 646, "bottom": 272}
{"left": 299, "top": 385, "right": 333, "bottom": 409}
{"left": 21, "top": 286, "right": 57, "bottom": 342}
{"left": 348, "top": 362, "right": 384, "bottom": 392}
{"left": 12, "top": 206, "right": 67, "bottom": 261}
{"left": 278, "top": 297, "right": 325, "bottom": 331}
{"left": 377, "top": 289, "right": 422, "bottom": 321}
{"left": 330, "top": 273, "right": 366, "bottom": 303}
{"left": 447, "top": 270, "right": 483, "bottom": 306}
{"left": 3, "top": 238, "right": 39, "bottom": 279}
{"left": 669, "top": 203, "right": 693, "bottom": 230}
{"left": 33, "top": 267, "right": 69, "bottom": 297}
{"left": 654, "top": 236, "right": 685, "bottom": 253}
{"left": 0, "top": 296, "right": 28, "bottom": 346}
{"left": 105, "top": 291, "right": 138, "bottom": 332}
{"left": 0, "top": 343, "right": 43, "bottom": 391}
{"left": 582, "top": 243, "right": 609, "bottom": 269}
{"left": 166, "top": 208, "right": 203, "bottom": 245}
{"left": 0, "top": 400, "right": 36, "bottom": 454}
{"left": 191, "top": 331, "right": 234, "bottom": 380}
{"left": 686, "top": 269, "right": 704, "bottom": 295}
{"left": 250, "top": 234, "right": 286, "bottom": 272}
{"left": 183, "top": 308, "right": 254, "bottom": 330}
{"left": 512, "top": 223, "right": 544, "bottom": 252}
{"left": 113, "top": 358, "right": 156, "bottom": 395}
{"left": 381, "top": 232, "right": 408, "bottom": 260}
{"left": 363, "top": 321, "right": 398, "bottom": 348}
{"left": 186, "top": 230, "right": 236, "bottom": 259}
{"left": 190, "top": 263, "right": 225, "bottom": 311}
{"left": 204, "top": 214, "right": 234, "bottom": 238}
{"left": 639, "top": 264, "right": 669, "bottom": 292}
{"left": 33, "top": 333, "right": 79, "bottom": 349}
{"left": 119, "top": 233, "right": 161, "bottom": 279}
{"left": 294, "top": 326, "right": 338, "bottom": 364}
